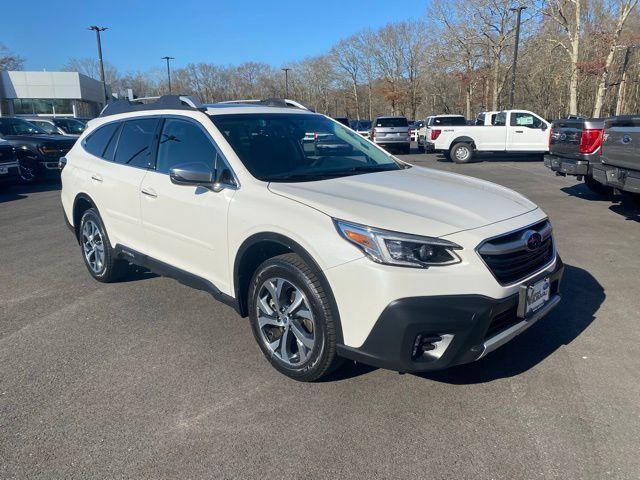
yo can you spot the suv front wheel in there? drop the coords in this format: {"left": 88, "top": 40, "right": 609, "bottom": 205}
{"left": 248, "top": 253, "right": 341, "bottom": 381}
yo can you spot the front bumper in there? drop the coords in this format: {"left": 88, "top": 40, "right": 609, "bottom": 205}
{"left": 544, "top": 154, "right": 589, "bottom": 176}
{"left": 592, "top": 163, "right": 640, "bottom": 194}
{"left": 0, "top": 161, "right": 19, "bottom": 183}
{"left": 337, "top": 257, "right": 564, "bottom": 372}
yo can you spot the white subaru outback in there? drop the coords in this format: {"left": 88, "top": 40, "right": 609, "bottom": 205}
{"left": 60, "top": 96, "right": 563, "bottom": 381}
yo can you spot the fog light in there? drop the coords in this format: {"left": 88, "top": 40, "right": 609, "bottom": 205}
{"left": 411, "top": 334, "right": 444, "bottom": 360}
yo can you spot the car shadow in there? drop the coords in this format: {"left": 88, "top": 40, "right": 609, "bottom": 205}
{"left": 433, "top": 153, "right": 543, "bottom": 163}
{"left": 118, "top": 266, "right": 160, "bottom": 283}
{"left": 416, "top": 264, "right": 602, "bottom": 385}
{"left": 609, "top": 198, "right": 640, "bottom": 223}
{"left": 0, "top": 181, "right": 61, "bottom": 203}
{"left": 560, "top": 183, "right": 615, "bottom": 203}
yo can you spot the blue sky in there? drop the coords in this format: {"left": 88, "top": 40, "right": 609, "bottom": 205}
{"left": 3, "top": 0, "right": 423, "bottom": 73}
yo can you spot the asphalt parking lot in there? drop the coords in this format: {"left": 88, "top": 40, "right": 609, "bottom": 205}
{"left": 1, "top": 151, "right": 639, "bottom": 479}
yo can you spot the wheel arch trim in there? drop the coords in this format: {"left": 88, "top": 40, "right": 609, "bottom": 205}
{"left": 233, "top": 232, "right": 344, "bottom": 343}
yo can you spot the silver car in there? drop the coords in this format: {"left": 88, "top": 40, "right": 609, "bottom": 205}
{"left": 370, "top": 116, "right": 411, "bottom": 154}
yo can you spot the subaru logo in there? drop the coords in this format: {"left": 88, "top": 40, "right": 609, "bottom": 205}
{"left": 524, "top": 230, "right": 542, "bottom": 251}
{"left": 622, "top": 134, "right": 632, "bottom": 144}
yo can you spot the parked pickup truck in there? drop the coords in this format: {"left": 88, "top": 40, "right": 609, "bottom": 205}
{"left": 543, "top": 117, "right": 610, "bottom": 195}
{"left": 417, "top": 115, "right": 466, "bottom": 153}
{"left": 431, "top": 110, "right": 550, "bottom": 163}
{"left": 592, "top": 115, "right": 640, "bottom": 203}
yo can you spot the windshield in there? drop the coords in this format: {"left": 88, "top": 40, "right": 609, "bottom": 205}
{"left": 0, "top": 118, "right": 47, "bottom": 136}
{"left": 53, "top": 118, "right": 86, "bottom": 134}
{"left": 210, "top": 113, "right": 404, "bottom": 182}
{"left": 375, "top": 118, "right": 408, "bottom": 128}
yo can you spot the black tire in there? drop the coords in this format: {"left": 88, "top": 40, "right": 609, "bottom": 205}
{"left": 403, "top": 144, "right": 411, "bottom": 155}
{"left": 78, "top": 208, "right": 130, "bottom": 283}
{"left": 451, "top": 143, "right": 474, "bottom": 164}
{"left": 584, "top": 176, "right": 613, "bottom": 196}
{"left": 248, "top": 253, "right": 341, "bottom": 382}
{"left": 417, "top": 144, "right": 425, "bottom": 153}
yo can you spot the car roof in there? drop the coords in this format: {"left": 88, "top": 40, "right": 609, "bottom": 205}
{"left": 376, "top": 116, "right": 407, "bottom": 119}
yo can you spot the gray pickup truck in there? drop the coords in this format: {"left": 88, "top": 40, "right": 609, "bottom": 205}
{"left": 592, "top": 115, "right": 640, "bottom": 202}
{"left": 544, "top": 117, "right": 611, "bottom": 195}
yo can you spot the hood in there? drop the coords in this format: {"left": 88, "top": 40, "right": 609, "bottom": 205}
{"left": 2, "top": 134, "right": 76, "bottom": 145}
{"left": 268, "top": 166, "right": 537, "bottom": 237}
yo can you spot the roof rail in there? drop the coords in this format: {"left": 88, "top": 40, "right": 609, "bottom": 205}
{"left": 207, "top": 98, "right": 314, "bottom": 112}
{"left": 99, "top": 95, "right": 204, "bottom": 118}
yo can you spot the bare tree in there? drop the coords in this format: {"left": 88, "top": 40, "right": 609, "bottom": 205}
{"left": 544, "top": 0, "right": 583, "bottom": 115}
{"left": 0, "top": 43, "right": 25, "bottom": 70}
{"left": 592, "top": 0, "right": 638, "bottom": 116}
{"left": 331, "top": 36, "right": 362, "bottom": 119}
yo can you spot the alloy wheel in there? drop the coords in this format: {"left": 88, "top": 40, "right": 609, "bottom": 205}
{"left": 82, "top": 219, "right": 105, "bottom": 273}
{"left": 18, "top": 162, "right": 36, "bottom": 183}
{"left": 256, "top": 277, "right": 316, "bottom": 367}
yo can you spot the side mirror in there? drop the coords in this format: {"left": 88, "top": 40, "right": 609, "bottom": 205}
{"left": 169, "top": 162, "right": 214, "bottom": 188}
{"left": 540, "top": 123, "right": 548, "bottom": 131}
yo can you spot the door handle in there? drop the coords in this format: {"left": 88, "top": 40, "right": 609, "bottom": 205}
{"left": 141, "top": 187, "right": 158, "bottom": 198}
{"left": 515, "top": 130, "right": 524, "bottom": 133}
{"left": 91, "top": 174, "right": 103, "bottom": 182}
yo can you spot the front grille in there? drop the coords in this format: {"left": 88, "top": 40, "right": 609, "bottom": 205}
{"left": 478, "top": 220, "right": 555, "bottom": 285}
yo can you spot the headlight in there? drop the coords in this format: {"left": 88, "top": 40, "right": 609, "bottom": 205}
{"left": 334, "top": 219, "right": 462, "bottom": 268}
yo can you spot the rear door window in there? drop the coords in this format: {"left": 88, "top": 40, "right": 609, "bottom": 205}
{"left": 475, "top": 114, "right": 485, "bottom": 125}
{"left": 494, "top": 112, "right": 507, "bottom": 126}
{"left": 83, "top": 122, "right": 120, "bottom": 159}
{"left": 113, "top": 118, "right": 160, "bottom": 168}
{"left": 376, "top": 118, "right": 408, "bottom": 127}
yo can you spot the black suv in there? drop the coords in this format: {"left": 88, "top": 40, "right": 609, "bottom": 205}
{"left": 0, "top": 117, "right": 77, "bottom": 183}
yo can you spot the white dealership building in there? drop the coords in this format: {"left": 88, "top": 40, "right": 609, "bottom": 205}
{"left": 0, "top": 71, "right": 106, "bottom": 118}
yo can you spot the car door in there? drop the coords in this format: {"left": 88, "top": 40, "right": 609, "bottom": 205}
{"left": 140, "top": 116, "right": 237, "bottom": 294}
{"left": 81, "top": 119, "right": 157, "bottom": 252}
{"left": 507, "top": 112, "right": 549, "bottom": 151}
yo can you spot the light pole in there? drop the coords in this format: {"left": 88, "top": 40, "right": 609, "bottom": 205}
{"left": 88, "top": 26, "right": 108, "bottom": 105}
{"left": 508, "top": 6, "right": 527, "bottom": 109}
{"left": 162, "top": 56, "right": 175, "bottom": 94}
{"left": 282, "top": 68, "right": 290, "bottom": 98}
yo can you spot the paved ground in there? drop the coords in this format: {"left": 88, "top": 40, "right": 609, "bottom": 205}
{"left": 1, "top": 152, "right": 639, "bottom": 479}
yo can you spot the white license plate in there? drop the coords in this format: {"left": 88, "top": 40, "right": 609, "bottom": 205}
{"left": 525, "top": 277, "right": 550, "bottom": 316}
{"left": 0, "top": 166, "right": 8, "bottom": 174}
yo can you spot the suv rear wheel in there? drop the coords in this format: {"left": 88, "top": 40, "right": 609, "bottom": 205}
{"left": 79, "top": 208, "right": 130, "bottom": 282}
{"left": 248, "top": 253, "right": 341, "bottom": 381}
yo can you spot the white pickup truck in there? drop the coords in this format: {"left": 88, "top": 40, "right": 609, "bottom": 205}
{"left": 431, "top": 110, "right": 551, "bottom": 163}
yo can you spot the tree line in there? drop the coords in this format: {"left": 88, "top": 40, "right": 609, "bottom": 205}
{"left": 2, "top": 0, "right": 639, "bottom": 121}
